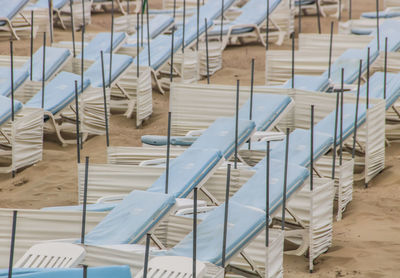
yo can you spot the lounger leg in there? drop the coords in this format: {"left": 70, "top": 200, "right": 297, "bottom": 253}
{"left": 56, "top": 10, "right": 67, "bottom": 30}
{"left": 151, "top": 69, "right": 165, "bottom": 95}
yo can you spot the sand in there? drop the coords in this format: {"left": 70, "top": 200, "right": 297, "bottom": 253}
{"left": 0, "top": 0, "right": 399, "bottom": 276}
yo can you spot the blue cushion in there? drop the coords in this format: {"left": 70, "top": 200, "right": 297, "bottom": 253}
{"left": 127, "top": 15, "right": 174, "bottom": 44}
{"left": 83, "top": 32, "right": 127, "bottom": 61}
{"left": 85, "top": 53, "right": 133, "bottom": 87}
{"left": 0, "top": 95, "right": 23, "bottom": 126}
{"left": 84, "top": 190, "right": 176, "bottom": 245}
{"left": 141, "top": 135, "right": 196, "bottom": 146}
{"left": 362, "top": 10, "right": 400, "bottom": 19}
{"left": 147, "top": 148, "right": 222, "bottom": 198}
{"left": 281, "top": 75, "right": 329, "bottom": 91}
{"left": 41, "top": 203, "right": 117, "bottom": 212}
{"left": 367, "top": 20, "right": 400, "bottom": 54}
{"left": 0, "top": 266, "right": 131, "bottom": 278}
{"left": 25, "top": 71, "right": 90, "bottom": 115}
{"left": 0, "top": 67, "right": 29, "bottom": 97}
{"left": 164, "top": 202, "right": 266, "bottom": 265}
{"left": 22, "top": 47, "right": 71, "bottom": 82}
{"left": 351, "top": 28, "right": 374, "bottom": 35}
{"left": 0, "top": 0, "right": 29, "bottom": 26}
{"left": 191, "top": 117, "right": 256, "bottom": 158}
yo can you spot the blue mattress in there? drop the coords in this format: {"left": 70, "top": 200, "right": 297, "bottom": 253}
{"left": 141, "top": 135, "right": 196, "bottom": 146}
{"left": 351, "top": 28, "right": 374, "bottom": 35}
{"left": 315, "top": 103, "right": 367, "bottom": 143}
{"left": 164, "top": 202, "right": 266, "bottom": 266}
{"left": 233, "top": 159, "right": 309, "bottom": 213}
{"left": 25, "top": 71, "right": 90, "bottom": 115}
{"left": 126, "top": 15, "right": 174, "bottom": 44}
{"left": 295, "top": 0, "right": 315, "bottom": 5}
{"left": 362, "top": 10, "right": 400, "bottom": 19}
{"left": 0, "top": 67, "right": 29, "bottom": 97}
{"left": 83, "top": 32, "right": 127, "bottom": 61}
{"left": 191, "top": 117, "right": 256, "bottom": 158}
{"left": 85, "top": 53, "right": 133, "bottom": 87}
{"left": 366, "top": 20, "right": 400, "bottom": 54}
{"left": 209, "top": 0, "right": 281, "bottom": 35}
{"left": 34, "top": 0, "right": 68, "bottom": 9}
{"left": 22, "top": 47, "right": 71, "bottom": 82}
{"left": 0, "top": 0, "right": 29, "bottom": 26}
{"left": 41, "top": 203, "right": 117, "bottom": 212}
{"left": 84, "top": 190, "right": 176, "bottom": 245}
{"left": 281, "top": 74, "right": 329, "bottom": 91}
{"left": 254, "top": 128, "right": 333, "bottom": 169}
{"left": 0, "top": 266, "right": 132, "bottom": 278}
{"left": 0, "top": 95, "right": 23, "bottom": 126}
{"left": 147, "top": 148, "right": 222, "bottom": 198}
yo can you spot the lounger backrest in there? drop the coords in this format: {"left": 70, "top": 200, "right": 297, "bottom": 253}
{"left": 0, "top": 95, "right": 23, "bottom": 126}
{"left": 34, "top": 0, "right": 68, "bottom": 9}
{"left": 85, "top": 53, "right": 133, "bottom": 87}
{"left": 83, "top": 32, "right": 127, "bottom": 61}
{"left": 0, "top": 67, "right": 29, "bottom": 97}
{"left": 133, "top": 15, "right": 174, "bottom": 41}
{"left": 22, "top": 47, "right": 71, "bottom": 82}
{"left": 147, "top": 148, "right": 222, "bottom": 198}
{"left": 366, "top": 20, "right": 400, "bottom": 54}
{"left": 233, "top": 0, "right": 281, "bottom": 26}
{"left": 238, "top": 93, "right": 292, "bottom": 131}
{"left": 191, "top": 117, "right": 256, "bottom": 159}
{"left": 25, "top": 71, "right": 90, "bottom": 115}
{"left": 165, "top": 201, "right": 266, "bottom": 266}
{"left": 0, "top": 0, "right": 29, "bottom": 22}
{"left": 84, "top": 190, "right": 176, "bottom": 244}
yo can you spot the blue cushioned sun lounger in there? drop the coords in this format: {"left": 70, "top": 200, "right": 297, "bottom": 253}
{"left": 85, "top": 53, "right": 133, "bottom": 87}
{"left": 0, "top": 266, "right": 131, "bottom": 278}
{"left": 190, "top": 117, "right": 255, "bottom": 159}
{"left": 33, "top": 0, "right": 68, "bottom": 10}
{"left": 25, "top": 71, "right": 90, "bottom": 115}
{"left": 0, "top": 0, "right": 29, "bottom": 26}
{"left": 208, "top": 0, "right": 281, "bottom": 36}
{"left": 125, "top": 15, "right": 174, "bottom": 45}
{"left": 0, "top": 67, "right": 29, "bottom": 97}
{"left": 83, "top": 32, "right": 127, "bottom": 61}
{"left": 84, "top": 190, "right": 176, "bottom": 244}
{"left": 0, "top": 95, "right": 23, "bottom": 126}
{"left": 22, "top": 47, "right": 71, "bottom": 82}
{"left": 362, "top": 10, "right": 400, "bottom": 19}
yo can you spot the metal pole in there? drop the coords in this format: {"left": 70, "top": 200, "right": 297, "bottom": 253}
{"left": 69, "top": 0, "right": 76, "bottom": 58}
{"left": 298, "top": 0, "right": 301, "bottom": 33}
{"left": 109, "top": 0, "right": 115, "bottom": 87}
{"left": 192, "top": 187, "right": 198, "bottom": 278}
{"left": 7, "top": 211, "right": 17, "bottom": 278}
{"left": 165, "top": 112, "right": 171, "bottom": 194}
{"left": 265, "top": 141, "right": 270, "bottom": 247}
{"left": 349, "top": 0, "right": 352, "bottom": 19}
{"left": 170, "top": 28, "right": 175, "bottom": 82}
{"left": 220, "top": 0, "right": 224, "bottom": 41}
{"left": 81, "top": 24, "right": 85, "bottom": 92}
{"left": 352, "top": 60, "right": 362, "bottom": 159}
{"left": 376, "top": 0, "right": 380, "bottom": 51}
{"left": 310, "top": 105, "right": 314, "bottom": 191}
{"left": 30, "top": 11, "right": 34, "bottom": 80}
{"left": 205, "top": 18, "right": 210, "bottom": 84}
{"left": 10, "top": 41, "right": 14, "bottom": 122}
{"left": 196, "top": 0, "right": 199, "bottom": 51}
{"left": 173, "top": 0, "right": 176, "bottom": 19}
{"left": 384, "top": 37, "right": 388, "bottom": 100}
{"left": 42, "top": 32, "right": 46, "bottom": 109}
{"left": 234, "top": 80, "right": 239, "bottom": 169}
{"left": 316, "top": 0, "right": 321, "bottom": 33}
{"left": 80, "top": 156, "right": 89, "bottom": 244}
{"left": 281, "top": 128, "right": 290, "bottom": 231}
{"left": 137, "top": 13, "right": 140, "bottom": 78}
{"left": 332, "top": 90, "right": 339, "bottom": 180}
{"left": 291, "top": 33, "right": 295, "bottom": 88}
{"left": 141, "top": 0, "right": 144, "bottom": 46}
{"left": 182, "top": 0, "right": 186, "bottom": 53}
{"left": 143, "top": 233, "right": 151, "bottom": 278}
{"left": 367, "top": 47, "right": 370, "bottom": 109}
{"left": 266, "top": 0, "right": 270, "bottom": 50}
{"left": 101, "top": 51, "right": 110, "bottom": 147}
{"left": 83, "top": 265, "right": 87, "bottom": 278}
{"left": 328, "top": 21, "right": 334, "bottom": 79}
{"left": 221, "top": 164, "right": 231, "bottom": 268}
{"left": 74, "top": 81, "right": 81, "bottom": 163}
{"left": 146, "top": 1, "right": 151, "bottom": 67}
{"left": 81, "top": 0, "right": 85, "bottom": 27}
{"left": 48, "top": 0, "right": 54, "bottom": 43}
{"left": 338, "top": 0, "right": 342, "bottom": 21}
{"left": 248, "top": 58, "right": 254, "bottom": 150}
{"left": 339, "top": 68, "right": 344, "bottom": 166}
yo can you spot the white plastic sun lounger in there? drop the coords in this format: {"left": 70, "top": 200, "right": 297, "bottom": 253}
{"left": 0, "top": 0, "right": 30, "bottom": 40}
{"left": 84, "top": 53, "right": 151, "bottom": 127}
{"left": 32, "top": 0, "right": 69, "bottom": 29}
{"left": 0, "top": 96, "right": 43, "bottom": 174}
{"left": 116, "top": 14, "right": 174, "bottom": 38}
{"left": 92, "top": 0, "right": 127, "bottom": 14}
{"left": 23, "top": 71, "right": 106, "bottom": 146}
{"left": 0, "top": 266, "right": 132, "bottom": 277}
{"left": 208, "top": 0, "right": 285, "bottom": 49}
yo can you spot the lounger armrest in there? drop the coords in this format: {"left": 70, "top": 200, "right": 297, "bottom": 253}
{"left": 252, "top": 131, "right": 285, "bottom": 142}
{"left": 96, "top": 195, "right": 126, "bottom": 204}
{"left": 175, "top": 198, "right": 208, "bottom": 211}
{"left": 138, "top": 158, "right": 168, "bottom": 167}
{"left": 175, "top": 206, "right": 217, "bottom": 216}
{"left": 186, "top": 129, "right": 206, "bottom": 137}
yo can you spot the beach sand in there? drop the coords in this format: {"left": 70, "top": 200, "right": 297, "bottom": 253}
{"left": 0, "top": 0, "right": 399, "bottom": 276}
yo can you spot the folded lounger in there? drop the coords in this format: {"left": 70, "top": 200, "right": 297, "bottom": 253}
{"left": 280, "top": 20, "right": 400, "bottom": 91}
{"left": 0, "top": 95, "right": 43, "bottom": 174}
{"left": 141, "top": 93, "right": 293, "bottom": 146}
{"left": 23, "top": 71, "right": 105, "bottom": 146}
{"left": 0, "top": 0, "right": 30, "bottom": 40}
{"left": 32, "top": 0, "right": 69, "bottom": 29}
{"left": 84, "top": 53, "right": 152, "bottom": 127}
{"left": 92, "top": 0, "right": 127, "bottom": 15}
{"left": 208, "top": 0, "right": 285, "bottom": 49}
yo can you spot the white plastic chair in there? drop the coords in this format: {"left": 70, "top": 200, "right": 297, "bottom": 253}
{"left": 134, "top": 256, "right": 206, "bottom": 278}
{"left": 14, "top": 242, "right": 85, "bottom": 268}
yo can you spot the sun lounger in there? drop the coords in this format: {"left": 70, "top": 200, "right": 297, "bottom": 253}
{"left": 208, "top": 0, "right": 285, "bottom": 49}
{"left": 33, "top": 0, "right": 69, "bottom": 29}
{"left": 84, "top": 53, "right": 151, "bottom": 127}
{"left": 0, "top": 67, "right": 29, "bottom": 97}
{"left": 92, "top": 0, "right": 127, "bottom": 15}
{"left": 0, "top": 0, "right": 30, "bottom": 40}
{"left": 0, "top": 266, "right": 132, "bottom": 277}
{"left": 117, "top": 14, "right": 174, "bottom": 38}
{"left": 23, "top": 71, "right": 106, "bottom": 145}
